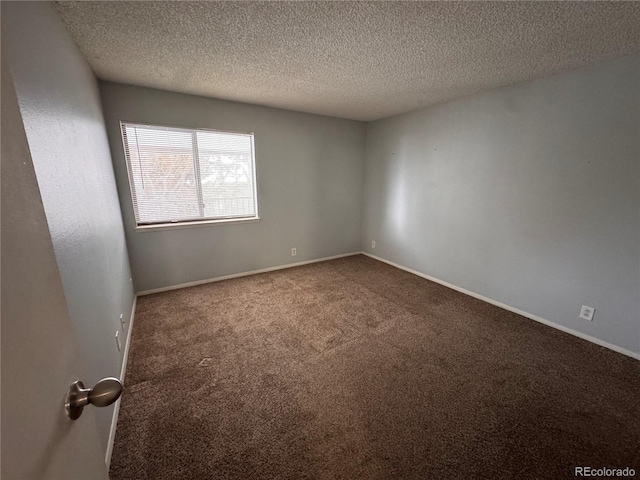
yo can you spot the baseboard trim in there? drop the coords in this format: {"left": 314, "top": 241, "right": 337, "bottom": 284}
{"left": 105, "top": 295, "right": 137, "bottom": 469}
{"left": 361, "top": 252, "right": 639, "bottom": 361}
{"left": 137, "top": 252, "right": 361, "bottom": 296}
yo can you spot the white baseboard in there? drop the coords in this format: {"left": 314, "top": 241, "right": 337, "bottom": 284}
{"left": 137, "top": 252, "right": 361, "bottom": 296}
{"left": 105, "top": 294, "right": 138, "bottom": 469}
{"left": 361, "top": 252, "right": 640, "bottom": 361}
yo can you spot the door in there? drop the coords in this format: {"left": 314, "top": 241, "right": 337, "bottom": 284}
{"left": 1, "top": 48, "right": 108, "bottom": 479}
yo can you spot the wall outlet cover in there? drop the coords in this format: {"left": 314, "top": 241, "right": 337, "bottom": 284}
{"left": 371, "top": 241, "right": 376, "bottom": 248}
{"left": 579, "top": 305, "right": 595, "bottom": 321}
{"left": 291, "top": 247, "right": 297, "bottom": 256}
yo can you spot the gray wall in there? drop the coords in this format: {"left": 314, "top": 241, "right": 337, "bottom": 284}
{"left": 2, "top": 1, "right": 135, "bottom": 449}
{"left": 99, "top": 82, "right": 366, "bottom": 293}
{"left": 362, "top": 54, "right": 640, "bottom": 355}
{"left": 1, "top": 42, "right": 108, "bottom": 480}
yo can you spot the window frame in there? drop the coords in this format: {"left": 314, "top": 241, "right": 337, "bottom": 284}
{"left": 119, "top": 121, "right": 260, "bottom": 231}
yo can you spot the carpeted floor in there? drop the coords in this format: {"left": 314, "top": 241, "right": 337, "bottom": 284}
{"left": 110, "top": 254, "right": 639, "bottom": 480}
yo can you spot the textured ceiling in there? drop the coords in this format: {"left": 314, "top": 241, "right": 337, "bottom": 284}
{"left": 56, "top": 1, "right": 640, "bottom": 121}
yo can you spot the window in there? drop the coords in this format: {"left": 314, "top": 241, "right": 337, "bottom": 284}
{"left": 120, "top": 122, "right": 258, "bottom": 228}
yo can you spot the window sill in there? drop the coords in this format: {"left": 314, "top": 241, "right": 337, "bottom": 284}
{"left": 135, "top": 217, "right": 260, "bottom": 232}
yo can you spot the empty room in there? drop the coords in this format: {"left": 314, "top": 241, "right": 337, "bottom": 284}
{"left": 2, "top": 1, "right": 639, "bottom": 479}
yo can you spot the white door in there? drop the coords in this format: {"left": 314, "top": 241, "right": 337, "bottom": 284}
{"left": 1, "top": 49, "right": 108, "bottom": 480}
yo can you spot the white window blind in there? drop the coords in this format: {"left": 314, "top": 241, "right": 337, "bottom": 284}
{"left": 121, "top": 123, "right": 258, "bottom": 227}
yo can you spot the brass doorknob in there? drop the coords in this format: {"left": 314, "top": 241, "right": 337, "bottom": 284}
{"left": 65, "top": 377, "right": 122, "bottom": 420}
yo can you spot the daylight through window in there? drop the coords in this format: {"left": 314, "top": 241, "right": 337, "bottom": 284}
{"left": 121, "top": 123, "right": 258, "bottom": 227}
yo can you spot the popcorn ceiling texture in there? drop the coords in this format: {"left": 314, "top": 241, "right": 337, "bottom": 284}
{"left": 56, "top": 1, "right": 640, "bottom": 121}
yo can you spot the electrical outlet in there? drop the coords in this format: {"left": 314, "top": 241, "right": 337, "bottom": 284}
{"left": 371, "top": 240, "right": 376, "bottom": 249}
{"left": 120, "top": 313, "right": 125, "bottom": 330}
{"left": 115, "top": 331, "right": 121, "bottom": 351}
{"left": 579, "top": 305, "right": 595, "bottom": 321}
{"left": 291, "top": 247, "right": 297, "bottom": 257}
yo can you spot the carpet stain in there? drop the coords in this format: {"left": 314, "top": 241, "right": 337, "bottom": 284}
{"left": 197, "top": 357, "right": 214, "bottom": 367}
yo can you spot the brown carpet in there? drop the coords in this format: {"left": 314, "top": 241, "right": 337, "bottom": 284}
{"left": 110, "top": 255, "right": 639, "bottom": 480}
